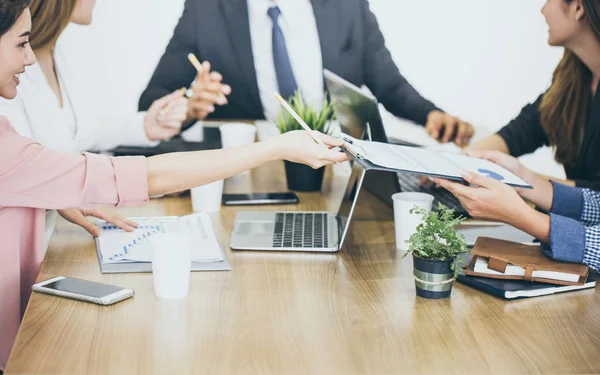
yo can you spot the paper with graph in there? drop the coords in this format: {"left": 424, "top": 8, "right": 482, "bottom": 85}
{"left": 96, "top": 213, "right": 224, "bottom": 264}
{"left": 343, "top": 135, "right": 532, "bottom": 189}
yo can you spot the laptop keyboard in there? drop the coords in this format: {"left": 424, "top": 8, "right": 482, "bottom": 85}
{"left": 397, "top": 173, "right": 468, "bottom": 215}
{"left": 273, "top": 213, "right": 329, "bottom": 248}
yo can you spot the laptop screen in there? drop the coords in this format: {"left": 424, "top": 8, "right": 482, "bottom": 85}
{"left": 334, "top": 160, "right": 366, "bottom": 249}
{"left": 324, "top": 69, "right": 388, "bottom": 143}
{"left": 324, "top": 69, "right": 401, "bottom": 209}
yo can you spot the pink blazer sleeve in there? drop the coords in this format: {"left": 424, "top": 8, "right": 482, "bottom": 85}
{"left": 0, "top": 116, "right": 149, "bottom": 209}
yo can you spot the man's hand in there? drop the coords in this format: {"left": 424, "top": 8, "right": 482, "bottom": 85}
{"left": 187, "top": 61, "right": 232, "bottom": 121}
{"left": 58, "top": 208, "right": 138, "bottom": 237}
{"left": 425, "top": 110, "right": 474, "bottom": 146}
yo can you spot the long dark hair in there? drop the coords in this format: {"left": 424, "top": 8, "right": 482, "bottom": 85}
{"left": 0, "top": 0, "right": 29, "bottom": 38}
{"left": 540, "top": 0, "right": 600, "bottom": 167}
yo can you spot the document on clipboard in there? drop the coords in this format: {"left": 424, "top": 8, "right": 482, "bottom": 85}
{"left": 341, "top": 135, "right": 532, "bottom": 189}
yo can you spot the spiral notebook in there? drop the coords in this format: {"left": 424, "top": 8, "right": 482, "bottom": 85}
{"left": 94, "top": 213, "right": 231, "bottom": 273}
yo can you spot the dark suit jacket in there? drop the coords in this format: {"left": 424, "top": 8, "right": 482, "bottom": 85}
{"left": 139, "top": 0, "right": 440, "bottom": 125}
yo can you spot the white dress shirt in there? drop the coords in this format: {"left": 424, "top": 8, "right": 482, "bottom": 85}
{"left": 247, "top": 0, "right": 324, "bottom": 122}
{"left": 0, "top": 42, "right": 156, "bottom": 250}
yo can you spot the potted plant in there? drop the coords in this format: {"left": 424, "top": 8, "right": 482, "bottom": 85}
{"left": 276, "top": 91, "right": 335, "bottom": 192}
{"left": 402, "top": 204, "right": 468, "bottom": 299}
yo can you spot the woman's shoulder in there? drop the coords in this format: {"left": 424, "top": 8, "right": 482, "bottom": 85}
{"left": 0, "top": 116, "right": 21, "bottom": 136}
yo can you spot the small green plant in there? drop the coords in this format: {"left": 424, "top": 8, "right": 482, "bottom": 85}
{"left": 402, "top": 204, "right": 468, "bottom": 278}
{"left": 276, "top": 91, "right": 335, "bottom": 134}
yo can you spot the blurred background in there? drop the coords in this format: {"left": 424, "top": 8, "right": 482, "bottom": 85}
{"left": 60, "top": 0, "right": 564, "bottom": 176}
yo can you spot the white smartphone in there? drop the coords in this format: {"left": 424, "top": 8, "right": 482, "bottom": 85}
{"left": 32, "top": 276, "right": 134, "bottom": 306}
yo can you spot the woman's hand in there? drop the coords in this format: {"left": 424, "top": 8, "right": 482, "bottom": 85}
{"left": 269, "top": 130, "right": 350, "bottom": 168}
{"left": 144, "top": 89, "right": 188, "bottom": 141}
{"left": 431, "top": 172, "right": 551, "bottom": 243}
{"left": 430, "top": 171, "right": 531, "bottom": 224}
{"left": 58, "top": 208, "right": 138, "bottom": 237}
{"left": 464, "top": 150, "right": 526, "bottom": 178}
{"left": 463, "top": 150, "right": 554, "bottom": 209}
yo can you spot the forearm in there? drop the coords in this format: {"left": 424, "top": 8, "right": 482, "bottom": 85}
{"left": 506, "top": 206, "right": 551, "bottom": 244}
{"left": 467, "top": 134, "right": 510, "bottom": 153}
{"left": 139, "top": 0, "right": 197, "bottom": 111}
{"left": 516, "top": 169, "right": 555, "bottom": 211}
{"left": 146, "top": 140, "right": 280, "bottom": 196}
{"left": 359, "top": 0, "right": 438, "bottom": 125}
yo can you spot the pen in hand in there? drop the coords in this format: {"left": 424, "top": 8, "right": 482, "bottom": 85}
{"left": 187, "top": 53, "right": 204, "bottom": 73}
{"left": 157, "top": 87, "right": 188, "bottom": 129}
{"left": 187, "top": 53, "right": 230, "bottom": 106}
{"left": 274, "top": 92, "right": 349, "bottom": 172}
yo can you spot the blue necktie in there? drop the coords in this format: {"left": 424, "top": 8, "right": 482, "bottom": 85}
{"left": 267, "top": 6, "right": 298, "bottom": 100}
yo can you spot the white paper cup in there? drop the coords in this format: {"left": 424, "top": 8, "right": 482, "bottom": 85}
{"left": 180, "top": 121, "right": 204, "bottom": 142}
{"left": 150, "top": 234, "right": 192, "bottom": 299}
{"left": 392, "top": 192, "right": 434, "bottom": 251}
{"left": 219, "top": 123, "right": 256, "bottom": 149}
{"left": 190, "top": 180, "right": 224, "bottom": 213}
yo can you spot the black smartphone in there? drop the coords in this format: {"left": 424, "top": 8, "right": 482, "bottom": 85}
{"left": 222, "top": 192, "right": 299, "bottom": 206}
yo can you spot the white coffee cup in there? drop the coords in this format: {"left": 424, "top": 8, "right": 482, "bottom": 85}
{"left": 219, "top": 123, "right": 257, "bottom": 149}
{"left": 392, "top": 192, "right": 434, "bottom": 251}
{"left": 150, "top": 233, "right": 193, "bottom": 299}
{"left": 190, "top": 180, "right": 224, "bottom": 213}
{"left": 180, "top": 121, "right": 204, "bottom": 142}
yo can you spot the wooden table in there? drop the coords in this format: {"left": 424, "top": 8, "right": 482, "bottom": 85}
{"left": 6, "top": 162, "right": 600, "bottom": 375}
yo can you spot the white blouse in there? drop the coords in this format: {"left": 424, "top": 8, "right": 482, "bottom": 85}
{"left": 0, "top": 43, "right": 156, "bottom": 153}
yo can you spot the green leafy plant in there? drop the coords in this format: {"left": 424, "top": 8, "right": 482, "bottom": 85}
{"left": 276, "top": 91, "right": 335, "bottom": 134}
{"left": 402, "top": 204, "right": 468, "bottom": 278}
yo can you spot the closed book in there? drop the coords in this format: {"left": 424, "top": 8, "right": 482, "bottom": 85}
{"left": 457, "top": 274, "right": 596, "bottom": 300}
{"left": 465, "top": 237, "right": 589, "bottom": 286}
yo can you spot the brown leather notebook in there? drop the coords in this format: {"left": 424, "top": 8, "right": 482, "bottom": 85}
{"left": 465, "top": 237, "right": 589, "bottom": 286}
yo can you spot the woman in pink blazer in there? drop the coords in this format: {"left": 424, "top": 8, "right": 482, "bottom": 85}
{"left": 0, "top": 2, "right": 349, "bottom": 370}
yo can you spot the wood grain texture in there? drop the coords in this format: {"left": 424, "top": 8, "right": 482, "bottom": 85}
{"left": 6, "top": 161, "right": 600, "bottom": 375}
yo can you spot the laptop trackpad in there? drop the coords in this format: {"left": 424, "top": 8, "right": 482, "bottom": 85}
{"left": 234, "top": 222, "right": 275, "bottom": 236}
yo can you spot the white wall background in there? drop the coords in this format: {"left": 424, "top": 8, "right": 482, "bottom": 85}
{"left": 59, "top": 0, "right": 565, "bottom": 176}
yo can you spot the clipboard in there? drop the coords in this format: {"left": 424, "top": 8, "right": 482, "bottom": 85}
{"left": 340, "top": 135, "right": 533, "bottom": 189}
{"left": 94, "top": 214, "right": 232, "bottom": 274}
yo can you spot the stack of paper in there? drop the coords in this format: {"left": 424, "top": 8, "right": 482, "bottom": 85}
{"left": 96, "top": 213, "right": 224, "bottom": 265}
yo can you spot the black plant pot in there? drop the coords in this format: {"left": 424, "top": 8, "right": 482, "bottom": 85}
{"left": 284, "top": 161, "right": 325, "bottom": 192}
{"left": 413, "top": 255, "right": 454, "bottom": 299}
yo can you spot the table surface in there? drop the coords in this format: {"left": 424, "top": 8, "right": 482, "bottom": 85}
{"left": 6, "top": 161, "right": 600, "bottom": 375}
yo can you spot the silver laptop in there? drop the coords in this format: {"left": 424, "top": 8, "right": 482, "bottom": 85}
{"left": 230, "top": 162, "right": 366, "bottom": 252}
